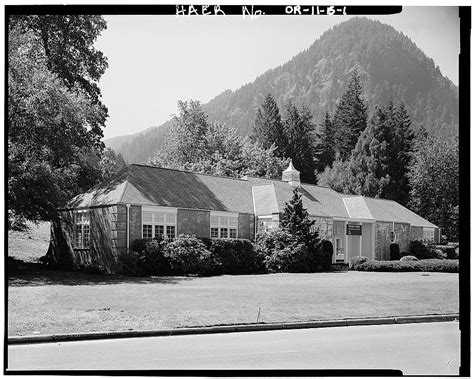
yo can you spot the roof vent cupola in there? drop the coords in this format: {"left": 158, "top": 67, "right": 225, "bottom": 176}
{"left": 282, "top": 160, "right": 301, "bottom": 187}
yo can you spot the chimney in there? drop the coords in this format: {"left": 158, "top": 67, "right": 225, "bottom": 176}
{"left": 282, "top": 160, "right": 301, "bottom": 187}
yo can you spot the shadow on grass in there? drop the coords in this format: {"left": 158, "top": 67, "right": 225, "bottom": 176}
{"left": 8, "top": 260, "right": 196, "bottom": 287}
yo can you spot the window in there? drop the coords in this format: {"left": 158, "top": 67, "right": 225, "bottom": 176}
{"left": 423, "top": 228, "right": 435, "bottom": 241}
{"left": 390, "top": 231, "right": 397, "bottom": 243}
{"left": 210, "top": 213, "right": 238, "bottom": 239}
{"left": 257, "top": 216, "right": 278, "bottom": 232}
{"left": 335, "top": 238, "right": 344, "bottom": 261}
{"left": 142, "top": 207, "right": 177, "bottom": 240}
{"left": 74, "top": 211, "right": 90, "bottom": 249}
{"left": 333, "top": 223, "right": 344, "bottom": 236}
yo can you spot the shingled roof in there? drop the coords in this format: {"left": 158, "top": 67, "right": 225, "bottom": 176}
{"left": 68, "top": 164, "right": 255, "bottom": 213}
{"left": 67, "top": 164, "right": 437, "bottom": 228}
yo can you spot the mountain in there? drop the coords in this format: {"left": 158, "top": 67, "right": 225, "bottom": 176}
{"left": 105, "top": 17, "right": 459, "bottom": 164}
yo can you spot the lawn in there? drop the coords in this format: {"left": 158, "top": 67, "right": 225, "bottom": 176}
{"left": 8, "top": 268, "right": 458, "bottom": 337}
{"left": 8, "top": 222, "right": 50, "bottom": 263}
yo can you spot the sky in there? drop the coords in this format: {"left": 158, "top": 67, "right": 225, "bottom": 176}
{"left": 94, "top": 6, "right": 460, "bottom": 140}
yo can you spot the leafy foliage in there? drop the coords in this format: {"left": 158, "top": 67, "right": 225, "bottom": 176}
{"left": 208, "top": 239, "right": 265, "bottom": 275}
{"left": 348, "top": 256, "right": 370, "bottom": 270}
{"left": 408, "top": 135, "right": 459, "bottom": 241}
{"left": 150, "top": 100, "right": 289, "bottom": 179}
{"left": 350, "top": 259, "right": 458, "bottom": 273}
{"left": 118, "top": 238, "right": 170, "bottom": 276}
{"left": 163, "top": 235, "right": 213, "bottom": 276}
{"left": 8, "top": 20, "right": 108, "bottom": 227}
{"left": 400, "top": 255, "right": 418, "bottom": 262}
{"left": 108, "top": 17, "right": 458, "bottom": 164}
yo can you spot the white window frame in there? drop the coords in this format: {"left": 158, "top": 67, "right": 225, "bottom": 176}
{"left": 210, "top": 211, "right": 239, "bottom": 239}
{"left": 74, "top": 209, "right": 90, "bottom": 249}
{"left": 142, "top": 206, "right": 177, "bottom": 240}
{"left": 423, "top": 228, "right": 435, "bottom": 241}
{"left": 257, "top": 215, "right": 279, "bottom": 233}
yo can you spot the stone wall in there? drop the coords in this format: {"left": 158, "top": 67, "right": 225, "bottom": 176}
{"left": 375, "top": 222, "right": 411, "bottom": 260}
{"left": 394, "top": 223, "right": 410, "bottom": 255}
{"left": 177, "top": 209, "right": 211, "bottom": 238}
{"left": 129, "top": 205, "right": 142, "bottom": 244}
{"left": 311, "top": 216, "right": 333, "bottom": 240}
{"left": 410, "top": 226, "right": 423, "bottom": 241}
{"left": 375, "top": 222, "right": 392, "bottom": 260}
{"left": 48, "top": 205, "right": 123, "bottom": 274}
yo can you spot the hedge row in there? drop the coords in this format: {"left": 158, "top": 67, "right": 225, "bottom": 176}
{"left": 118, "top": 232, "right": 333, "bottom": 277}
{"left": 349, "top": 256, "right": 458, "bottom": 273}
{"left": 118, "top": 235, "right": 265, "bottom": 277}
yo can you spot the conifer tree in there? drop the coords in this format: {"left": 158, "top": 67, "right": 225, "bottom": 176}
{"left": 332, "top": 70, "right": 368, "bottom": 159}
{"left": 282, "top": 102, "right": 317, "bottom": 183}
{"left": 318, "top": 101, "right": 414, "bottom": 206}
{"left": 315, "top": 111, "right": 336, "bottom": 173}
{"left": 253, "top": 93, "right": 286, "bottom": 157}
{"left": 280, "top": 188, "right": 317, "bottom": 245}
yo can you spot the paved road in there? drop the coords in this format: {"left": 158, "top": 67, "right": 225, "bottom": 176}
{"left": 7, "top": 321, "right": 459, "bottom": 375}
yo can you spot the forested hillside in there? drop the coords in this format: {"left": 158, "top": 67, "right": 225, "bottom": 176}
{"left": 106, "top": 17, "right": 458, "bottom": 164}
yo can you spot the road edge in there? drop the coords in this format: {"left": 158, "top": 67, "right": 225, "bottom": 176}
{"left": 8, "top": 314, "right": 459, "bottom": 345}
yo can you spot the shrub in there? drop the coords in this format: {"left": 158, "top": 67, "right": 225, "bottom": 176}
{"left": 353, "top": 259, "right": 458, "bottom": 273}
{"left": 164, "top": 234, "right": 214, "bottom": 276}
{"left": 389, "top": 243, "right": 400, "bottom": 260}
{"left": 318, "top": 240, "right": 334, "bottom": 271}
{"left": 118, "top": 250, "right": 146, "bottom": 276}
{"left": 400, "top": 255, "right": 418, "bottom": 261}
{"left": 435, "top": 245, "right": 458, "bottom": 260}
{"left": 255, "top": 230, "right": 323, "bottom": 273}
{"left": 409, "top": 239, "right": 444, "bottom": 260}
{"left": 118, "top": 237, "right": 170, "bottom": 276}
{"left": 208, "top": 239, "right": 264, "bottom": 275}
{"left": 264, "top": 242, "right": 310, "bottom": 273}
{"left": 349, "top": 256, "right": 370, "bottom": 270}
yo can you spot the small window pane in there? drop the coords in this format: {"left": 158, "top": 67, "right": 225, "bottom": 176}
{"left": 165, "top": 213, "right": 176, "bottom": 224}
{"left": 83, "top": 225, "right": 90, "bottom": 248}
{"left": 166, "top": 225, "right": 175, "bottom": 239}
{"left": 143, "top": 212, "right": 153, "bottom": 223}
{"left": 219, "top": 217, "right": 228, "bottom": 227}
{"left": 143, "top": 225, "right": 153, "bottom": 238}
{"left": 83, "top": 213, "right": 90, "bottom": 225}
{"left": 220, "top": 228, "right": 228, "bottom": 238}
{"left": 155, "top": 213, "right": 165, "bottom": 223}
{"left": 75, "top": 225, "right": 82, "bottom": 247}
{"left": 229, "top": 228, "right": 237, "bottom": 238}
{"left": 211, "top": 228, "right": 219, "bottom": 238}
{"left": 155, "top": 225, "right": 164, "bottom": 238}
{"left": 229, "top": 217, "right": 238, "bottom": 228}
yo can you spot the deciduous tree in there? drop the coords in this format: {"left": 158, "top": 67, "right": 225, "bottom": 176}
{"left": 408, "top": 135, "right": 459, "bottom": 241}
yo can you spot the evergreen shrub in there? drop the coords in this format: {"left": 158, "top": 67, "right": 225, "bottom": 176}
{"left": 118, "top": 237, "right": 170, "bottom": 276}
{"left": 255, "top": 230, "right": 312, "bottom": 273}
{"left": 348, "top": 256, "right": 370, "bottom": 270}
{"left": 409, "top": 239, "right": 444, "bottom": 260}
{"left": 208, "top": 239, "right": 265, "bottom": 275}
{"left": 163, "top": 234, "right": 213, "bottom": 276}
{"left": 352, "top": 259, "right": 458, "bottom": 273}
{"left": 400, "top": 255, "right": 418, "bottom": 261}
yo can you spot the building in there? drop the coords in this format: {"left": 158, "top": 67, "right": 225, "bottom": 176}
{"left": 48, "top": 162, "right": 439, "bottom": 273}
